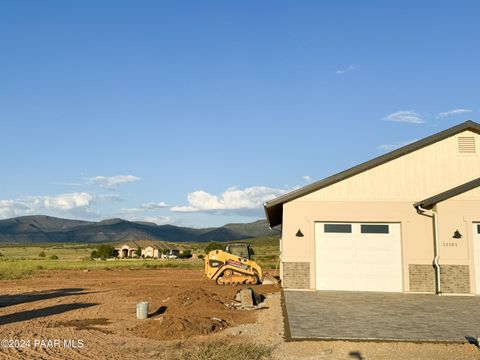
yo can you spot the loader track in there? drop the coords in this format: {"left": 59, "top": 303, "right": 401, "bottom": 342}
{"left": 216, "top": 269, "right": 259, "bottom": 285}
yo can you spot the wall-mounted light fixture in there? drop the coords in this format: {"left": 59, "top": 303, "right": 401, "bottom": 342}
{"left": 453, "top": 230, "right": 462, "bottom": 239}
{"left": 296, "top": 229, "right": 304, "bottom": 237}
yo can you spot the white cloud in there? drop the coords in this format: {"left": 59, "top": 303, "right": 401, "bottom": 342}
{"left": 53, "top": 182, "right": 83, "bottom": 187}
{"left": 121, "top": 201, "right": 168, "bottom": 214}
{"left": 122, "top": 215, "right": 175, "bottom": 225}
{"left": 171, "top": 186, "right": 290, "bottom": 213}
{"left": 335, "top": 65, "right": 355, "bottom": 74}
{"left": 96, "top": 194, "right": 123, "bottom": 203}
{"left": 302, "top": 175, "right": 312, "bottom": 183}
{"left": 0, "top": 192, "right": 94, "bottom": 219}
{"left": 383, "top": 110, "right": 424, "bottom": 124}
{"left": 141, "top": 202, "right": 168, "bottom": 210}
{"left": 377, "top": 139, "right": 419, "bottom": 152}
{"left": 89, "top": 175, "right": 140, "bottom": 188}
{"left": 437, "top": 108, "right": 472, "bottom": 118}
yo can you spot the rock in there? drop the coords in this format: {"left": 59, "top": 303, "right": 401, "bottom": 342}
{"left": 234, "top": 288, "right": 265, "bottom": 309}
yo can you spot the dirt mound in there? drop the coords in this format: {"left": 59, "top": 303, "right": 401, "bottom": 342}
{"left": 133, "top": 316, "right": 229, "bottom": 340}
{"left": 174, "top": 288, "right": 226, "bottom": 309}
{"left": 131, "top": 287, "right": 236, "bottom": 340}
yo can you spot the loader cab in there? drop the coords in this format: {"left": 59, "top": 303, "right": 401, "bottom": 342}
{"left": 225, "top": 242, "right": 254, "bottom": 260}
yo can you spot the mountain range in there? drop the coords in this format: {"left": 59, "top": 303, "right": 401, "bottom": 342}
{"left": 0, "top": 215, "right": 278, "bottom": 244}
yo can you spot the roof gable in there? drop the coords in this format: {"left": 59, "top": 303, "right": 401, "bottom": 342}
{"left": 264, "top": 120, "right": 480, "bottom": 227}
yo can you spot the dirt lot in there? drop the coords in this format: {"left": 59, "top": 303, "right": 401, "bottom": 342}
{"left": 0, "top": 269, "right": 478, "bottom": 359}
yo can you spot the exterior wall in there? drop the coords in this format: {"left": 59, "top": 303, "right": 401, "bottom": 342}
{"left": 280, "top": 131, "right": 480, "bottom": 293}
{"left": 301, "top": 130, "right": 480, "bottom": 202}
{"left": 440, "top": 265, "right": 470, "bottom": 294}
{"left": 409, "top": 264, "right": 435, "bottom": 292}
{"left": 282, "top": 262, "right": 310, "bottom": 289}
{"left": 435, "top": 197, "right": 480, "bottom": 293}
{"left": 282, "top": 198, "right": 480, "bottom": 294}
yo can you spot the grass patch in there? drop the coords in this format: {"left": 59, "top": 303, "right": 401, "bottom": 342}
{"left": 0, "top": 236, "right": 279, "bottom": 278}
{"left": 166, "top": 340, "right": 273, "bottom": 360}
{"left": 0, "top": 258, "right": 204, "bottom": 280}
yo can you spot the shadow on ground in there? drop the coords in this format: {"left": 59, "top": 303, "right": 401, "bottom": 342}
{"left": 149, "top": 306, "right": 167, "bottom": 318}
{"left": 0, "top": 288, "right": 93, "bottom": 308}
{"left": 0, "top": 303, "right": 98, "bottom": 325}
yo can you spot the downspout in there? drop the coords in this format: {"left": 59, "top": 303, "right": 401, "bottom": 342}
{"left": 416, "top": 205, "right": 441, "bottom": 295}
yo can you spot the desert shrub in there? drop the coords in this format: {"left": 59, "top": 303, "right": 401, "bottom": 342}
{"left": 38, "top": 251, "right": 46, "bottom": 258}
{"left": 198, "top": 254, "right": 204, "bottom": 260}
{"left": 49, "top": 255, "right": 59, "bottom": 260}
{"left": 204, "top": 242, "right": 224, "bottom": 254}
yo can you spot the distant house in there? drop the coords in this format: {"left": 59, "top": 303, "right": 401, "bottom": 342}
{"left": 142, "top": 245, "right": 160, "bottom": 258}
{"left": 115, "top": 242, "right": 137, "bottom": 258}
{"left": 114, "top": 240, "right": 180, "bottom": 259}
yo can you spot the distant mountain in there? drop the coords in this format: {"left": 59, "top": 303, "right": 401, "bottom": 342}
{"left": 0, "top": 215, "right": 278, "bottom": 244}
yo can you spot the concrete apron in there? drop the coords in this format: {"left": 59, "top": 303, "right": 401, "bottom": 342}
{"left": 283, "top": 290, "right": 480, "bottom": 343}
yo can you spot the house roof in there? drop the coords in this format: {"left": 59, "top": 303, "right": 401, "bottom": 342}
{"left": 264, "top": 120, "right": 480, "bottom": 227}
{"left": 414, "top": 177, "right": 480, "bottom": 209}
{"left": 115, "top": 239, "right": 180, "bottom": 251}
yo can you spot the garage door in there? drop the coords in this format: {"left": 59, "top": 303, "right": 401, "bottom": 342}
{"left": 473, "top": 223, "right": 480, "bottom": 294}
{"left": 315, "top": 222, "right": 403, "bottom": 292}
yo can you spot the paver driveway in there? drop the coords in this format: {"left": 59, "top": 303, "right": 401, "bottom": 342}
{"left": 284, "top": 291, "right": 480, "bottom": 342}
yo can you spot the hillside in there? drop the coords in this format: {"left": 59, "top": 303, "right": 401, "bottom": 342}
{"left": 0, "top": 215, "right": 278, "bottom": 243}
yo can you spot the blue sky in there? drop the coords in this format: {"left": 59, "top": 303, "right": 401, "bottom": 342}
{"left": 0, "top": 1, "right": 478, "bottom": 227}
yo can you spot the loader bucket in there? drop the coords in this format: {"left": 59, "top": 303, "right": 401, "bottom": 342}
{"left": 261, "top": 273, "right": 280, "bottom": 285}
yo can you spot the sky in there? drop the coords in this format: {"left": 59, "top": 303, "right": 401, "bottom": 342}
{"left": 0, "top": 1, "right": 479, "bottom": 227}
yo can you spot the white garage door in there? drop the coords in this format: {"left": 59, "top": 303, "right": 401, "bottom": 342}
{"left": 473, "top": 223, "right": 480, "bottom": 294}
{"left": 315, "top": 222, "right": 403, "bottom": 292}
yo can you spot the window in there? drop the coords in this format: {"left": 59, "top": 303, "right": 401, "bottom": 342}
{"left": 477, "top": 224, "right": 480, "bottom": 234}
{"left": 361, "top": 224, "right": 389, "bottom": 234}
{"left": 324, "top": 224, "right": 352, "bottom": 233}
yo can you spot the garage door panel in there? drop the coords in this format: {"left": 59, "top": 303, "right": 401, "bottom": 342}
{"left": 356, "top": 247, "right": 400, "bottom": 261}
{"left": 317, "top": 249, "right": 354, "bottom": 262}
{"left": 315, "top": 222, "right": 402, "bottom": 292}
{"left": 320, "top": 238, "right": 353, "bottom": 250}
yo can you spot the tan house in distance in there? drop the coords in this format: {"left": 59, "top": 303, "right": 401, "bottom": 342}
{"left": 265, "top": 120, "right": 480, "bottom": 295}
{"left": 114, "top": 240, "right": 180, "bottom": 259}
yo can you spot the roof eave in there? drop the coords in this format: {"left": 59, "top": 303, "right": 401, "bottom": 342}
{"left": 414, "top": 177, "right": 480, "bottom": 209}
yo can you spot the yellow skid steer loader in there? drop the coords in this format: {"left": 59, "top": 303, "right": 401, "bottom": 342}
{"left": 204, "top": 242, "right": 278, "bottom": 285}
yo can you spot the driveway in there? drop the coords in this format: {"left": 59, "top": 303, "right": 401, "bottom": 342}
{"left": 283, "top": 291, "right": 480, "bottom": 342}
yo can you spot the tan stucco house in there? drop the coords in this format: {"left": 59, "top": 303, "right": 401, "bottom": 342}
{"left": 114, "top": 240, "right": 180, "bottom": 259}
{"left": 265, "top": 120, "right": 480, "bottom": 295}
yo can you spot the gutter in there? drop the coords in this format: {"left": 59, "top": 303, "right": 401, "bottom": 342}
{"left": 416, "top": 205, "right": 442, "bottom": 295}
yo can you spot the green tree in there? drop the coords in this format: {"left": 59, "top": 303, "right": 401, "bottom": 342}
{"left": 204, "top": 242, "right": 224, "bottom": 254}
{"left": 179, "top": 250, "right": 192, "bottom": 259}
{"left": 91, "top": 245, "right": 115, "bottom": 260}
{"left": 39, "top": 251, "right": 46, "bottom": 258}
{"left": 135, "top": 247, "right": 142, "bottom": 257}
